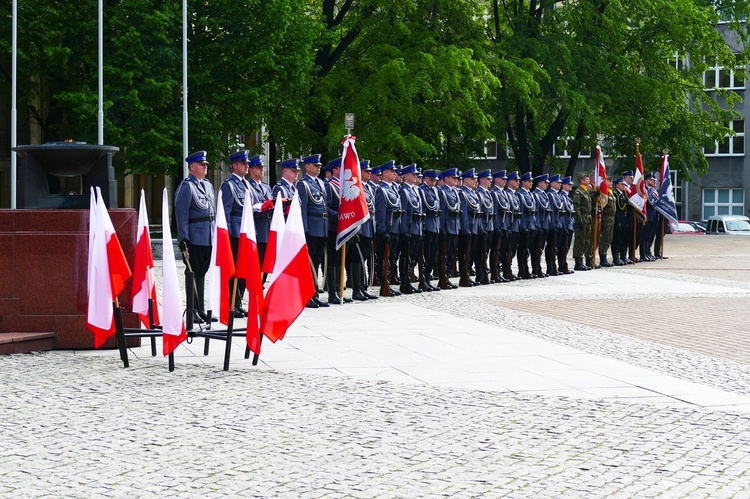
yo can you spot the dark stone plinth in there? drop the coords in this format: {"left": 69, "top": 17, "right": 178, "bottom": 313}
{"left": 0, "top": 209, "right": 140, "bottom": 349}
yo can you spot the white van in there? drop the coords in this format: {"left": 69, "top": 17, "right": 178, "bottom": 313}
{"left": 705, "top": 215, "right": 750, "bottom": 235}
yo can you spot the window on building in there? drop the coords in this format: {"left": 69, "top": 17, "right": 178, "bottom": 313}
{"left": 470, "top": 139, "right": 498, "bottom": 160}
{"left": 704, "top": 119, "right": 744, "bottom": 156}
{"left": 669, "top": 169, "right": 683, "bottom": 219}
{"left": 704, "top": 54, "right": 745, "bottom": 90}
{"left": 702, "top": 188, "right": 745, "bottom": 219}
{"left": 553, "top": 138, "right": 591, "bottom": 158}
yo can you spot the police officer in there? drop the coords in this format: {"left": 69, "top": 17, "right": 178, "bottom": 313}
{"left": 458, "top": 168, "right": 481, "bottom": 286}
{"left": 490, "top": 170, "right": 511, "bottom": 283}
{"left": 504, "top": 171, "right": 522, "bottom": 281}
{"left": 558, "top": 176, "right": 575, "bottom": 274}
{"left": 399, "top": 164, "right": 423, "bottom": 294}
{"left": 246, "top": 155, "right": 274, "bottom": 272}
{"left": 374, "top": 160, "right": 403, "bottom": 297}
{"left": 545, "top": 174, "right": 563, "bottom": 276}
{"left": 220, "top": 149, "right": 252, "bottom": 317}
{"left": 350, "top": 160, "right": 378, "bottom": 301}
{"left": 476, "top": 169, "right": 494, "bottom": 284}
{"left": 273, "top": 158, "right": 300, "bottom": 209}
{"left": 517, "top": 172, "right": 538, "bottom": 279}
{"left": 439, "top": 168, "right": 461, "bottom": 289}
{"left": 324, "top": 157, "right": 352, "bottom": 304}
{"left": 573, "top": 172, "right": 593, "bottom": 271}
{"left": 531, "top": 173, "right": 551, "bottom": 278}
{"left": 298, "top": 154, "right": 330, "bottom": 308}
{"left": 419, "top": 169, "right": 441, "bottom": 291}
{"left": 175, "top": 150, "right": 216, "bottom": 324}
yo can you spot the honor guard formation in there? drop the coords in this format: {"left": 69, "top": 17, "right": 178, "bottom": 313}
{"left": 176, "top": 151, "right": 668, "bottom": 314}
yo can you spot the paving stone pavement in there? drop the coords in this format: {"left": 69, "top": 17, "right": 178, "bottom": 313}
{"left": 2, "top": 235, "right": 750, "bottom": 497}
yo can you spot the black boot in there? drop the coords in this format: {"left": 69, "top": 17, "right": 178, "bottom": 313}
{"left": 328, "top": 268, "right": 352, "bottom": 304}
{"left": 599, "top": 254, "right": 613, "bottom": 267}
{"left": 574, "top": 257, "right": 588, "bottom": 271}
{"left": 351, "top": 266, "right": 368, "bottom": 301}
{"left": 613, "top": 248, "right": 625, "bottom": 266}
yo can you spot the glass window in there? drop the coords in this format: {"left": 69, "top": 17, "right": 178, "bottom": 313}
{"left": 704, "top": 189, "right": 715, "bottom": 203}
{"left": 733, "top": 190, "right": 744, "bottom": 203}
{"left": 704, "top": 53, "right": 746, "bottom": 90}
{"left": 703, "top": 188, "right": 745, "bottom": 220}
{"left": 718, "top": 189, "right": 730, "bottom": 203}
{"left": 704, "top": 120, "right": 745, "bottom": 156}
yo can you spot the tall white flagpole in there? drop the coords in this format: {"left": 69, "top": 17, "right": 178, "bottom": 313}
{"left": 182, "top": 0, "right": 188, "bottom": 179}
{"left": 98, "top": 0, "right": 104, "bottom": 144}
{"left": 11, "top": 0, "right": 17, "bottom": 209}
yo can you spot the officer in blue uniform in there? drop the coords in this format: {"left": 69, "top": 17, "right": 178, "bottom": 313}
{"left": 458, "top": 168, "right": 481, "bottom": 286}
{"left": 419, "top": 169, "right": 441, "bottom": 291}
{"left": 475, "top": 169, "right": 494, "bottom": 284}
{"left": 559, "top": 176, "right": 576, "bottom": 273}
{"left": 439, "top": 168, "right": 461, "bottom": 289}
{"left": 398, "top": 164, "right": 423, "bottom": 294}
{"left": 245, "top": 155, "right": 274, "bottom": 274}
{"left": 545, "top": 174, "right": 564, "bottom": 276}
{"left": 490, "top": 170, "right": 511, "bottom": 283}
{"left": 504, "top": 171, "right": 522, "bottom": 281}
{"left": 532, "top": 173, "right": 551, "bottom": 278}
{"left": 298, "top": 154, "right": 330, "bottom": 308}
{"left": 324, "top": 157, "right": 352, "bottom": 304}
{"left": 175, "top": 150, "right": 216, "bottom": 324}
{"left": 348, "top": 160, "right": 378, "bottom": 301}
{"left": 517, "top": 171, "right": 538, "bottom": 279}
{"left": 220, "top": 149, "right": 252, "bottom": 317}
{"left": 374, "top": 160, "right": 403, "bottom": 296}
{"left": 273, "top": 158, "right": 300, "bottom": 215}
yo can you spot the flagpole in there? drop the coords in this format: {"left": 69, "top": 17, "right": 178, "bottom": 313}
{"left": 97, "top": 0, "right": 104, "bottom": 144}
{"left": 339, "top": 243, "right": 346, "bottom": 304}
{"left": 10, "top": 0, "right": 17, "bottom": 209}
{"left": 592, "top": 211, "right": 599, "bottom": 269}
{"left": 182, "top": 0, "right": 189, "bottom": 178}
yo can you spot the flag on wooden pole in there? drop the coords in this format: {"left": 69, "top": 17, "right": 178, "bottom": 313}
{"left": 236, "top": 187, "right": 265, "bottom": 355}
{"left": 207, "top": 190, "right": 236, "bottom": 326}
{"left": 160, "top": 188, "right": 187, "bottom": 355}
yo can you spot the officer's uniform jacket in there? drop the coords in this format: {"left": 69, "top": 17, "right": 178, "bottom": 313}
{"left": 220, "top": 173, "right": 250, "bottom": 239}
{"left": 491, "top": 186, "right": 510, "bottom": 232}
{"left": 360, "top": 180, "right": 376, "bottom": 239}
{"left": 573, "top": 185, "right": 593, "bottom": 225}
{"left": 459, "top": 186, "right": 481, "bottom": 235}
{"left": 476, "top": 186, "right": 494, "bottom": 233}
{"left": 175, "top": 175, "right": 215, "bottom": 246}
{"left": 298, "top": 174, "right": 329, "bottom": 237}
{"left": 533, "top": 187, "right": 552, "bottom": 230}
{"left": 602, "top": 189, "right": 617, "bottom": 221}
{"left": 614, "top": 189, "right": 630, "bottom": 229}
{"left": 246, "top": 178, "right": 273, "bottom": 243}
{"left": 517, "top": 187, "right": 538, "bottom": 231}
{"left": 546, "top": 188, "right": 564, "bottom": 230}
{"left": 325, "top": 178, "right": 341, "bottom": 235}
{"left": 505, "top": 187, "right": 522, "bottom": 233}
{"left": 560, "top": 189, "right": 575, "bottom": 231}
{"left": 400, "top": 183, "right": 424, "bottom": 236}
{"left": 374, "top": 181, "right": 402, "bottom": 235}
{"left": 646, "top": 185, "right": 659, "bottom": 222}
{"left": 272, "top": 177, "right": 296, "bottom": 200}
{"left": 439, "top": 185, "right": 461, "bottom": 235}
{"left": 419, "top": 183, "right": 441, "bottom": 234}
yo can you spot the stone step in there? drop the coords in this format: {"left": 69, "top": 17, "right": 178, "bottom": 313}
{"left": 0, "top": 332, "right": 56, "bottom": 355}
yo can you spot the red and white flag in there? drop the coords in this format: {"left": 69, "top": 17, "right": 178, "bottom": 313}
{"left": 132, "top": 190, "right": 160, "bottom": 328}
{"left": 260, "top": 191, "right": 316, "bottom": 342}
{"left": 87, "top": 187, "right": 132, "bottom": 348}
{"left": 261, "top": 192, "right": 286, "bottom": 274}
{"left": 207, "top": 190, "right": 236, "bottom": 325}
{"left": 335, "top": 135, "right": 370, "bottom": 249}
{"left": 236, "top": 188, "right": 266, "bottom": 355}
{"left": 160, "top": 188, "right": 187, "bottom": 355}
{"left": 594, "top": 145, "right": 609, "bottom": 206}
{"left": 628, "top": 147, "right": 648, "bottom": 220}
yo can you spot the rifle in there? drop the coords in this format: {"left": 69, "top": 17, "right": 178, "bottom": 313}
{"left": 438, "top": 235, "right": 449, "bottom": 289}
{"left": 459, "top": 236, "right": 471, "bottom": 287}
{"left": 379, "top": 236, "right": 391, "bottom": 297}
{"left": 418, "top": 238, "right": 427, "bottom": 291}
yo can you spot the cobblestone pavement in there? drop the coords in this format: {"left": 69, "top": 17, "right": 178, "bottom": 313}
{"left": 2, "top": 235, "right": 750, "bottom": 497}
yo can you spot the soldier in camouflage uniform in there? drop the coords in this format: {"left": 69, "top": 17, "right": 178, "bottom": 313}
{"left": 572, "top": 172, "right": 593, "bottom": 271}
{"left": 598, "top": 177, "right": 617, "bottom": 267}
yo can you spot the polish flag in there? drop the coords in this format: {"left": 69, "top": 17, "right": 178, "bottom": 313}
{"left": 261, "top": 193, "right": 286, "bottom": 274}
{"left": 207, "top": 190, "right": 236, "bottom": 325}
{"left": 160, "top": 188, "right": 187, "bottom": 355}
{"left": 132, "top": 190, "right": 160, "bottom": 328}
{"left": 336, "top": 135, "right": 370, "bottom": 249}
{"left": 236, "top": 188, "right": 266, "bottom": 355}
{"left": 260, "top": 192, "right": 316, "bottom": 342}
{"left": 87, "top": 187, "right": 132, "bottom": 348}
{"left": 594, "top": 145, "right": 609, "bottom": 206}
{"left": 628, "top": 147, "right": 648, "bottom": 220}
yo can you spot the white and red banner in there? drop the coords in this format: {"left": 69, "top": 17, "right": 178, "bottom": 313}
{"left": 628, "top": 148, "right": 648, "bottom": 220}
{"left": 261, "top": 193, "right": 286, "bottom": 275}
{"left": 594, "top": 145, "right": 609, "bottom": 206}
{"left": 87, "top": 187, "right": 132, "bottom": 348}
{"left": 236, "top": 187, "right": 266, "bottom": 355}
{"left": 335, "top": 135, "right": 370, "bottom": 250}
{"left": 160, "top": 188, "right": 187, "bottom": 355}
{"left": 132, "top": 189, "right": 160, "bottom": 328}
{"left": 260, "top": 192, "right": 316, "bottom": 342}
{"left": 207, "top": 190, "right": 236, "bottom": 326}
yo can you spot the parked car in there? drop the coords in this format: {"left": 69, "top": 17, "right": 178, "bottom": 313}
{"left": 667, "top": 220, "right": 704, "bottom": 235}
{"left": 705, "top": 215, "right": 750, "bottom": 235}
{"left": 694, "top": 220, "right": 707, "bottom": 232}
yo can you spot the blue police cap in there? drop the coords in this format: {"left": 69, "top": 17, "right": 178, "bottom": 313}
{"left": 423, "top": 169, "right": 439, "bottom": 179}
{"left": 561, "top": 176, "right": 573, "bottom": 185}
{"left": 477, "top": 169, "right": 492, "bottom": 179}
{"left": 378, "top": 160, "right": 396, "bottom": 171}
{"left": 228, "top": 150, "right": 249, "bottom": 163}
{"left": 622, "top": 170, "right": 634, "bottom": 177}
{"left": 371, "top": 166, "right": 382, "bottom": 175}
{"left": 325, "top": 157, "right": 342, "bottom": 172}
{"left": 534, "top": 173, "right": 549, "bottom": 183}
{"left": 281, "top": 158, "right": 300, "bottom": 169}
{"left": 360, "top": 160, "right": 371, "bottom": 171}
{"left": 548, "top": 174, "right": 561, "bottom": 183}
{"left": 438, "top": 168, "right": 455, "bottom": 179}
{"left": 644, "top": 172, "right": 655, "bottom": 180}
{"left": 302, "top": 154, "right": 323, "bottom": 165}
{"left": 614, "top": 177, "right": 625, "bottom": 185}
{"left": 461, "top": 168, "right": 477, "bottom": 179}
{"left": 395, "top": 165, "right": 404, "bottom": 175}
{"left": 248, "top": 155, "right": 264, "bottom": 167}
{"left": 506, "top": 171, "right": 519, "bottom": 181}
{"left": 185, "top": 150, "right": 209, "bottom": 164}
{"left": 520, "top": 171, "right": 533, "bottom": 181}
{"left": 401, "top": 163, "right": 418, "bottom": 175}
{"left": 493, "top": 170, "right": 507, "bottom": 179}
